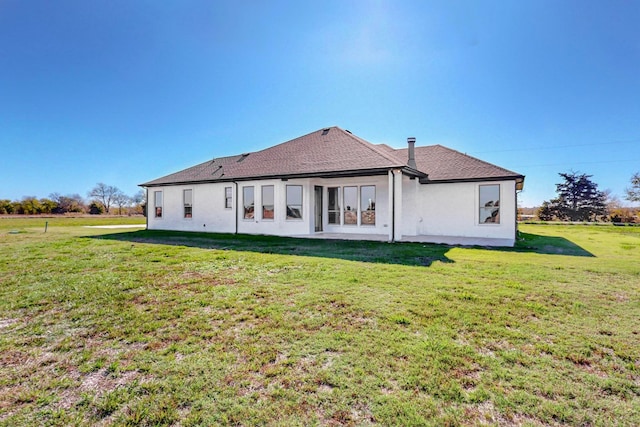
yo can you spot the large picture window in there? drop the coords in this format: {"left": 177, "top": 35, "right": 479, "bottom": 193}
{"left": 154, "top": 191, "right": 163, "bottom": 218}
{"left": 360, "top": 186, "right": 375, "bottom": 225}
{"left": 286, "top": 185, "right": 302, "bottom": 220}
{"left": 479, "top": 184, "right": 500, "bottom": 224}
{"left": 343, "top": 186, "right": 358, "bottom": 225}
{"left": 243, "top": 186, "right": 254, "bottom": 219}
{"left": 224, "top": 187, "right": 232, "bottom": 209}
{"left": 328, "top": 187, "right": 340, "bottom": 224}
{"left": 183, "top": 189, "right": 192, "bottom": 218}
{"left": 262, "top": 185, "right": 274, "bottom": 220}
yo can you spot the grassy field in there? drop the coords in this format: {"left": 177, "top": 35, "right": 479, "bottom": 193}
{"left": 0, "top": 218, "right": 638, "bottom": 426}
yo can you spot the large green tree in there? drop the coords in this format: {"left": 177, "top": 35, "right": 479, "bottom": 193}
{"left": 540, "top": 172, "right": 607, "bottom": 221}
{"left": 625, "top": 172, "right": 640, "bottom": 204}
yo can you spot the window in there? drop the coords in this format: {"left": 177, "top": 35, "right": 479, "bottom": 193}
{"left": 328, "top": 187, "right": 340, "bottom": 224}
{"left": 262, "top": 185, "right": 274, "bottom": 220}
{"left": 286, "top": 185, "right": 303, "bottom": 220}
{"left": 154, "top": 191, "right": 163, "bottom": 218}
{"left": 243, "top": 186, "right": 254, "bottom": 219}
{"left": 225, "top": 187, "right": 232, "bottom": 209}
{"left": 343, "top": 186, "right": 358, "bottom": 225}
{"left": 183, "top": 189, "right": 192, "bottom": 218}
{"left": 360, "top": 186, "right": 375, "bottom": 225}
{"left": 479, "top": 184, "right": 500, "bottom": 224}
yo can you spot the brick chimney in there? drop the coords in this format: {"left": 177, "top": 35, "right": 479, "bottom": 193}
{"left": 407, "top": 137, "right": 416, "bottom": 169}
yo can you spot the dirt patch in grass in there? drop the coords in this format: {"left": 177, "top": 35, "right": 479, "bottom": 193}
{"left": 0, "top": 318, "right": 19, "bottom": 329}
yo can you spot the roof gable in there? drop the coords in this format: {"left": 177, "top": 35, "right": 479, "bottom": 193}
{"left": 228, "top": 127, "right": 407, "bottom": 179}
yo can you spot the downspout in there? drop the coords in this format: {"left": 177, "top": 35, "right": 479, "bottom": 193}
{"left": 515, "top": 188, "right": 521, "bottom": 242}
{"left": 145, "top": 187, "right": 149, "bottom": 230}
{"left": 234, "top": 181, "right": 238, "bottom": 235}
{"left": 391, "top": 170, "right": 395, "bottom": 242}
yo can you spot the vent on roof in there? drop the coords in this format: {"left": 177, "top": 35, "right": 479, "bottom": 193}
{"left": 237, "top": 153, "right": 250, "bottom": 163}
{"left": 322, "top": 128, "right": 330, "bottom": 135}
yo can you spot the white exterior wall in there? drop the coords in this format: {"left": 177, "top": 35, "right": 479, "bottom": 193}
{"left": 314, "top": 175, "right": 390, "bottom": 236}
{"left": 146, "top": 175, "right": 518, "bottom": 246}
{"left": 146, "top": 175, "right": 391, "bottom": 238}
{"left": 236, "top": 178, "right": 311, "bottom": 236}
{"left": 237, "top": 176, "right": 391, "bottom": 237}
{"left": 400, "top": 177, "right": 517, "bottom": 246}
{"left": 147, "top": 183, "right": 236, "bottom": 233}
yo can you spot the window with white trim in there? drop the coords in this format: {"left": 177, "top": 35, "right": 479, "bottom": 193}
{"left": 479, "top": 184, "right": 500, "bottom": 224}
{"left": 262, "top": 185, "right": 274, "bottom": 220}
{"left": 286, "top": 185, "right": 302, "bottom": 220}
{"left": 243, "top": 186, "right": 254, "bottom": 219}
{"left": 360, "top": 186, "right": 375, "bottom": 225}
{"left": 343, "top": 186, "right": 357, "bottom": 225}
{"left": 224, "top": 187, "right": 232, "bottom": 209}
{"left": 154, "top": 191, "right": 163, "bottom": 218}
{"left": 183, "top": 189, "right": 192, "bottom": 218}
{"left": 328, "top": 187, "right": 340, "bottom": 224}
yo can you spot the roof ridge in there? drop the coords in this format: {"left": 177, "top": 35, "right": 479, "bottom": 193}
{"left": 249, "top": 126, "right": 340, "bottom": 155}
{"left": 334, "top": 127, "right": 406, "bottom": 167}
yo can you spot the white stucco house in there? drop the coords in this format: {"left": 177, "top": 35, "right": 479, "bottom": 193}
{"left": 141, "top": 127, "right": 525, "bottom": 246}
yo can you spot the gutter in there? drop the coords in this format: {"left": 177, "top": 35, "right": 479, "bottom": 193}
{"left": 418, "top": 175, "right": 525, "bottom": 185}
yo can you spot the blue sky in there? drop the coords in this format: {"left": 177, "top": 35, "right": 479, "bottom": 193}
{"left": 1, "top": 0, "right": 639, "bottom": 207}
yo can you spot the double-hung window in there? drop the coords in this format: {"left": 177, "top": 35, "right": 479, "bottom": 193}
{"left": 286, "top": 185, "right": 303, "bottom": 220}
{"left": 154, "top": 191, "right": 163, "bottom": 218}
{"left": 262, "top": 185, "right": 274, "bottom": 220}
{"left": 183, "top": 189, "right": 192, "bottom": 218}
{"left": 479, "top": 184, "right": 500, "bottom": 224}
{"left": 243, "top": 187, "right": 255, "bottom": 219}
{"left": 224, "top": 187, "right": 232, "bottom": 209}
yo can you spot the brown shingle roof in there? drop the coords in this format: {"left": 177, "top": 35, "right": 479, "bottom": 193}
{"left": 141, "top": 127, "right": 523, "bottom": 186}
{"left": 396, "top": 145, "right": 523, "bottom": 182}
{"left": 229, "top": 127, "right": 409, "bottom": 179}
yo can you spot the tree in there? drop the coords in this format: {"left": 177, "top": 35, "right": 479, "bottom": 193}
{"left": 131, "top": 189, "right": 145, "bottom": 206}
{"left": 130, "top": 189, "right": 146, "bottom": 215}
{"left": 536, "top": 201, "right": 554, "bottom": 221}
{"left": 19, "top": 196, "right": 42, "bottom": 215}
{"left": 540, "top": 171, "right": 607, "bottom": 222}
{"left": 39, "top": 198, "right": 56, "bottom": 214}
{"left": 50, "top": 193, "right": 85, "bottom": 214}
{"left": 626, "top": 172, "right": 640, "bottom": 204}
{"left": 88, "top": 183, "right": 120, "bottom": 214}
{"left": 113, "top": 191, "right": 130, "bottom": 215}
{"left": 0, "top": 200, "right": 14, "bottom": 214}
{"left": 88, "top": 202, "right": 104, "bottom": 215}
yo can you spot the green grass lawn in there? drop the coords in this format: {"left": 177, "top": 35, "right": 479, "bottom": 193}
{"left": 1, "top": 218, "right": 638, "bottom": 426}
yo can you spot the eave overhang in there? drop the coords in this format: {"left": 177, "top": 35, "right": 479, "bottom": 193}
{"left": 140, "top": 166, "right": 428, "bottom": 188}
{"left": 419, "top": 175, "right": 525, "bottom": 187}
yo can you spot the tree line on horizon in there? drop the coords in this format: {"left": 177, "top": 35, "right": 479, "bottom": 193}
{"left": 0, "top": 183, "right": 146, "bottom": 216}
{"left": 2, "top": 173, "right": 640, "bottom": 222}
